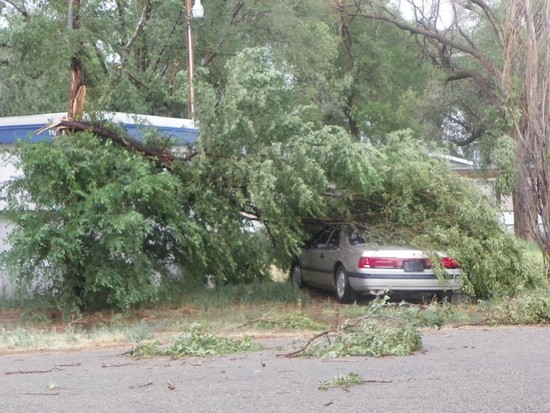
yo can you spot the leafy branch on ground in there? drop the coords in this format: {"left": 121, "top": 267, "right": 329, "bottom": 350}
{"left": 131, "top": 323, "right": 262, "bottom": 358}
{"left": 318, "top": 372, "right": 366, "bottom": 391}
{"left": 280, "top": 298, "right": 422, "bottom": 358}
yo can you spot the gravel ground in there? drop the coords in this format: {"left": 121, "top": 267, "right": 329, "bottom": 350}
{"left": 1, "top": 325, "right": 549, "bottom": 413}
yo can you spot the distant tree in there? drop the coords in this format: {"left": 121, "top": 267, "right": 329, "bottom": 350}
{"left": 0, "top": 1, "right": 68, "bottom": 114}
{"left": 194, "top": 1, "right": 434, "bottom": 141}
{"left": 0, "top": 0, "right": 191, "bottom": 116}
{"left": 330, "top": 2, "right": 434, "bottom": 141}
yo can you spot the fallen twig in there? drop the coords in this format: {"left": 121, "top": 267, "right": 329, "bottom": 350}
{"left": 364, "top": 379, "right": 393, "bottom": 384}
{"left": 5, "top": 367, "right": 63, "bottom": 375}
{"left": 129, "top": 380, "right": 153, "bottom": 389}
{"left": 101, "top": 363, "right": 137, "bottom": 368}
{"left": 279, "top": 330, "right": 334, "bottom": 358}
{"left": 236, "top": 309, "right": 278, "bottom": 328}
{"left": 54, "top": 362, "right": 81, "bottom": 368}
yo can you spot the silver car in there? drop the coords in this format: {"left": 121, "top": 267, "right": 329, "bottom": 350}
{"left": 290, "top": 224, "right": 462, "bottom": 303}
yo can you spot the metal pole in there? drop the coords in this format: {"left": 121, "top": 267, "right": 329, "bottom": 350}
{"left": 185, "top": 0, "right": 195, "bottom": 122}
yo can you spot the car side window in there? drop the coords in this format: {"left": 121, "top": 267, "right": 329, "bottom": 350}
{"left": 327, "top": 229, "right": 340, "bottom": 248}
{"left": 312, "top": 227, "right": 334, "bottom": 248}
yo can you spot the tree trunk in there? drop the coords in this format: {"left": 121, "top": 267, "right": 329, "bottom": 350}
{"left": 67, "top": 0, "right": 86, "bottom": 120}
{"left": 503, "top": 1, "right": 550, "bottom": 275}
{"left": 512, "top": 174, "right": 535, "bottom": 240}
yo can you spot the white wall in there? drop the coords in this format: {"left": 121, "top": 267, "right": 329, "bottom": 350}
{"left": 0, "top": 151, "right": 19, "bottom": 299}
{"left": 0, "top": 219, "right": 15, "bottom": 299}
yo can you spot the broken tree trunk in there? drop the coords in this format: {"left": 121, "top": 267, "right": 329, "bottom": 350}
{"left": 67, "top": 0, "right": 86, "bottom": 120}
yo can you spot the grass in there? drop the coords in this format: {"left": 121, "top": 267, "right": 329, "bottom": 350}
{"left": 1, "top": 278, "right": 549, "bottom": 354}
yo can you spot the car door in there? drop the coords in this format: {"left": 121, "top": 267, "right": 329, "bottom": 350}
{"left": 315, "top": 227, "right": 342, "bottom": 289}
{"left": 300, "top": 227, "right": 335, "bottom": 288}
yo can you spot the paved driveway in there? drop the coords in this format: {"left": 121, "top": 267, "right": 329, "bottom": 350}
{"left": 1, "top": 325, "right": 549, "bottom": 413}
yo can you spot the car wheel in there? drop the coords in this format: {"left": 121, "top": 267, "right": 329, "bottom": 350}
{"left": 290, "top": 263, "right": 303, "bottom": 288}
{"left": 335, "top": 265, "right": 355, "bottom": 303}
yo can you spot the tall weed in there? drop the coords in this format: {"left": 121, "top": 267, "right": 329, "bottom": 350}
{"left": 488, "top": 288, "right": 550, "bottom": 324}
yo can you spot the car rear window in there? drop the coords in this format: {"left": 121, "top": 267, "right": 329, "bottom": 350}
{"left": 348, "top": 228, "right": 366, "bottom": 245}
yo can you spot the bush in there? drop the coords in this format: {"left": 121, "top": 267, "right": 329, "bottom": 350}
{"left": 1, "top": 134, "right": 208, "bottom": 313}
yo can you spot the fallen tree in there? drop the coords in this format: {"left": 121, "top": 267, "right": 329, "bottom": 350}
{"left": 1, "top": 47, "right": 544, "bottom": 315}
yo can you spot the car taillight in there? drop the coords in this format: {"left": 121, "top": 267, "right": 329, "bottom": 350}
{"left": 358, "top": 257, "right": 400, "bottom": 268}
{"left": 441, "top": 257, "right": 460, "bottom": 269}
{"left": 358, "top": 257, "right": 371, "bottom": 268}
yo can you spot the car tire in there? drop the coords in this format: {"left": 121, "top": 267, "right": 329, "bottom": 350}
{"left": 335, "top": 265, "right": 355, "bottom": 303}
{"left": 436, "top": 291, "right": 453, "bottom": 303}
{"left": 290, "top": 263, "right": 304, "bottom": 288}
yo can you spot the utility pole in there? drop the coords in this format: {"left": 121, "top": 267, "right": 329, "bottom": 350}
{"left": 185, "top": 0, "right": 204, "bottom": 123}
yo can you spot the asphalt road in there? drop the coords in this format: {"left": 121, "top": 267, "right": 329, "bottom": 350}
{"left": 1, "top": 325, "right": 549, "bottom": 413}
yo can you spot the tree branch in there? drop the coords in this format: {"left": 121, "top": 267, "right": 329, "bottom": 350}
{"left": 153, "top": 8, "right": 184, "bottom": 73}
{"left": 347, "top": 3, "right": 500, "bottom": 79}
{"left": 201, "top": 1, "right": 245, "bottom": 68}
{"left": 118, "top": 67, "right": 149, "bottom": 90}
{"left": 445, "top": 69, "right": 497, "bottom": 104}
{"left": 2, "top": 0, "right": 29, "bottom": 18}
{"left": 467, "top": 0, "right": 505, "bottom": 47}
{"left": 39, "top": 119, "right": 197, "bottom": 167}
{"left": 125, "top": 0, "right": 152, "bottom": 50}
